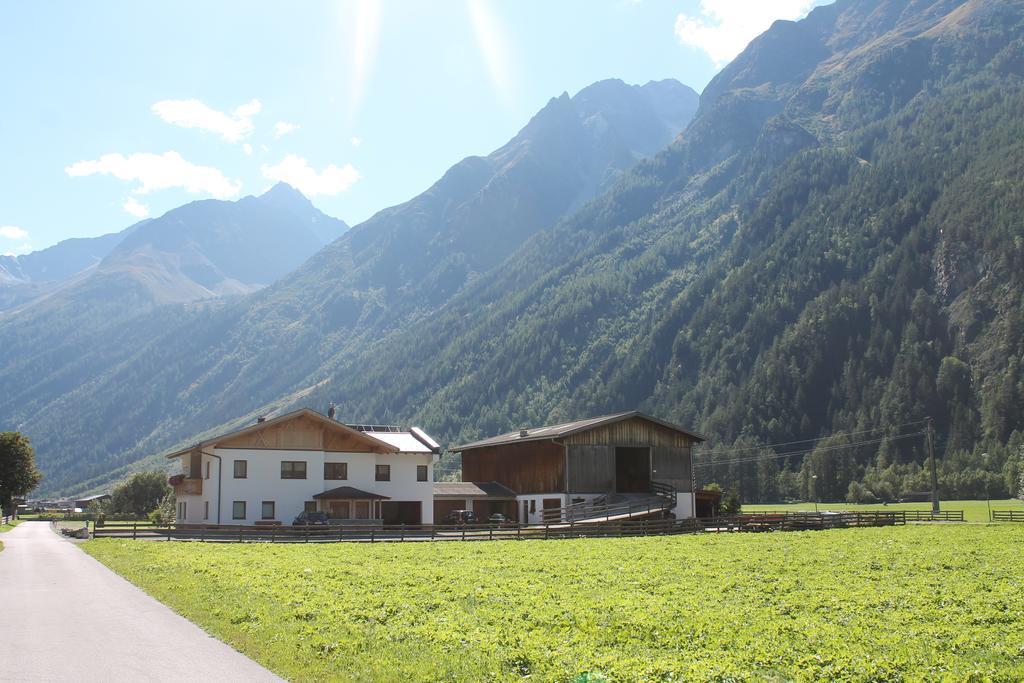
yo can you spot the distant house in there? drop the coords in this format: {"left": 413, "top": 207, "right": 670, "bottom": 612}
{"left": 74, "top": 493, "right": 111, "bottom": 511}
{"left": 453, "top": 411, "right": 704, "bottom": 523}
{"left": 166, "top": 408, "right": 441, "bottom": 526}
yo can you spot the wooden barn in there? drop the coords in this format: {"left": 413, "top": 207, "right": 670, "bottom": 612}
{"left": 453, "top": 411, "right": 704, "bottom": 523}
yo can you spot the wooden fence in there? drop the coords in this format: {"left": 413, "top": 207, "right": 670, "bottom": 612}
{"left": 991, "top": 509, "right": 1024, "bottom": 522}
{"left": 902, "top": 510, "right": 964, "bottom": 521}
{"left": 700, "top": 511, "right": 906, "bottom": 532}
{"left": 91, "top": 510, "right": 918, "bottom": 543}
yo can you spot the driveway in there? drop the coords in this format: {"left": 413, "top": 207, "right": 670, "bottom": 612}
{"left": 0, "top": 521, "right": 283, "bottom": 682}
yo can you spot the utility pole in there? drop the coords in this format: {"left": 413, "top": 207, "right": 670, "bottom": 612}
{"left": 927, "top": 417, "right": 939, "bottom": 514}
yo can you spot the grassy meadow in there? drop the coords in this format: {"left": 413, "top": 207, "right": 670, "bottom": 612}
{"left": 744, "top": 498, "right": 1024, "bottom": 523}
{"left": 85, "top": 525, "right": 1024, "bottom": 682}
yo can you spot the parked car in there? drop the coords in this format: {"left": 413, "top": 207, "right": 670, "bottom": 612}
{"left": 488, "top": 513, "right": 514, "bottom": 527}
{"left": 293, "top": 511, "right": 330, "bottom": 526}
{"left": 445, "top": 509, "right": 477, "bottom": 525}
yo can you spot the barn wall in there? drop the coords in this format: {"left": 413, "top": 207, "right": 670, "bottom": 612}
{"left": 653, "top": 446, "right": 693, "bottom": 492}
{"left": 562, "top": 417, "right": 699, "bottom": 449}
{"left": 461, "top": 441, "right": 565, "bottom": 494}
{"left": 567, "top": 445, "right": 615, "bottom": 493}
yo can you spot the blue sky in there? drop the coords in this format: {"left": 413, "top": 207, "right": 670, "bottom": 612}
{"left": 0, "top": 1, "right": 828, "bottom": 253}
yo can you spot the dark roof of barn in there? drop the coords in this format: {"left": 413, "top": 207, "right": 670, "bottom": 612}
{"left": 313, "top": 486, "right": 390, "bottom": 500}
{"left": 453, "top": 411, "right": 705, "bottom": 452}
{"left": 433, "top": 481, "right": 518, "bottom": 498}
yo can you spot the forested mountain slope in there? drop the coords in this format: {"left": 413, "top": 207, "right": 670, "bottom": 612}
{"left": 1, "top": 79, "right": 698, "bottom": 495}
{"left": 302, "top": 0, "right": 1024, "bottom": 501}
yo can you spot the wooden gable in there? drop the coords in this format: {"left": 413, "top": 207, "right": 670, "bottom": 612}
{"left": 562, "top": 416, "right": 698, "bottom": 448}
{"left": 215, "top": 413, "right": 392, "bottom": 453}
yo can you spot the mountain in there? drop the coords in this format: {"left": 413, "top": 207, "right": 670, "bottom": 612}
{"left": 0, "top": 79, "right": 699, "bottom": 495}
{"left": 319, "top": 0, "right": 1022, "bottom": 502}
{"left": 214, "top": 0, "right": 1024, "bottom": 499}
{"left": 0, "top": 222, "right": 146, "bottom": 310}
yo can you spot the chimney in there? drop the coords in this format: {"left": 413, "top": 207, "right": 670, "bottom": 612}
{"left": 257, "top": 416, "right": 266, "bottom": 423}
{"left": 327, "top": 403, "right": 336, "bottom": 420}
{"left": 519, "top": 428, "right": 529, "bottom": 438}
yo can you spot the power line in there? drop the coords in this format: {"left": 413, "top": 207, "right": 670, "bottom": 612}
{"left": 693, "top": 419, "right": 930, "bottom": 459}
{"left": 693, "top": 430, "right": 927, "bottom": 468}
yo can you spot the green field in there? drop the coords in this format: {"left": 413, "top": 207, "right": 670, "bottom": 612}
{"left": 85, "top": 525, "right": 1024, "bottom": 681}
{"left": 744, "top": 499, "right": 1024, "bottom": 523}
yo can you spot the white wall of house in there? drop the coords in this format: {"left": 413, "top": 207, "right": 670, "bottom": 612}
{"left": 175, "top": 447, "right": 435, "bottom": 525}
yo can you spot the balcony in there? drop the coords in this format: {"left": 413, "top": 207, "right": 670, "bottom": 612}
{"left": 169, "top": 474, "right": 202, "bottom": 496}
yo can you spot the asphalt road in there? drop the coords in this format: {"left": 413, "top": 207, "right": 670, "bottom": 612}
{"left": 0, "top": 521, "right": 283, "bottom": 682}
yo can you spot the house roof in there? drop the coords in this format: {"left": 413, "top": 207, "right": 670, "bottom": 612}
{"left": 313, "top": 486, "right": 390, "bottom": 500}
{"left": 163, "top": 408, "right": 400, "bottom": 459}
{"left": 74, "top": 493, "right": 110, "bottom": 502}
{"left": 352, "top": 429, "right": 437, "bottom": 454}
{"left": 453, "top": 411, "right": 705, "bottom": 452}
{"left": 433, "top": 481, "right": 519, "bottom": 498}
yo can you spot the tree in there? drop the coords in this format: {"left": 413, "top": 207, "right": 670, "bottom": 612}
{"left": 110, "top": 471, "right": 171, "bottom": 516}
{"left": 0, "top": 432, "right": 42, "bottom": 515}
{"left": 149, "top": 492, "right": 177, "bottom": 526}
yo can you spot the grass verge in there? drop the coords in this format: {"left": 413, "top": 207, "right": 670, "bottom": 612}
{"left": 85, "top": 525, "right": 1024, "bottom": 681}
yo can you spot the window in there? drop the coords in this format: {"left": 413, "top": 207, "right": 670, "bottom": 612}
{"left": 281, "top": 461, "right": 307, "bottom": 479}
{"left": 304, "top": 501, "right": 317, "bottom": 513}
{"left": 417, "top": 465, "right": 428, "bottom": 482}
{"left": 375, "top": 464, "right": 391, "bottom": 481}
{"left": 204, "top": 461, "right": 210, "bottom": 479}
{"left": 261, "top": 501, "right": 275, "bottom": 520}
{"left": 233, "top": 460, "right": 247, "bottom": 479}
{"left": 177, "top": 501, "right": 186, "bottom": 520}
{"left": 324, "top": 462, "right": 348, "bottom": 480}
{"left": 232, "top": 501, "right": 246, "bottom": 520}
{"left": 529, "top": 500, "right": 536, "bottom": 513}
{"left": 203, "top": 501, "right": 209, "bottom": 520}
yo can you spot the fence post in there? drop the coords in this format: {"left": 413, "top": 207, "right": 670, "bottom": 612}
{"left": 201, "top": 525, "right": 207, "bottom": 543}
{"left": 371, "top": 529, "right": 376, "bottom": 543}
{"left": 462, "top": 525, "right": 466, "bottom": 541}
{"left": 238, "top": 525, "right": 244, "bottom": 543}
{"left": 166, "top": 525, "right": 172, "bottom": 542}
{"left": 544, "top": 524, "right": 549, "bottom": 540}
{"left": 132, "top": 523, "right": 137, "bottom": 540}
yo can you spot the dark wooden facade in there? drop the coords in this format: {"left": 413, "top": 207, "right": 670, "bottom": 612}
{"left": 460, "top": 415, "right": 700, "bottom": 496}
{"left": 461, "top": 440, "right": 565, "bottom": 495}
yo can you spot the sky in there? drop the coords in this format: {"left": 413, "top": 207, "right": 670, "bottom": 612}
{"left": 0, "top": 0, "right": 830, "bottom": 255}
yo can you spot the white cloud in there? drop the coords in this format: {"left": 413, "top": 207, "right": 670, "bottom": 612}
{"left": 66, "top": 151, "right": 242, "bottom": 199}
{"left": 350, "top": 136, "right": 362, "bottom": 147}
{"left": 0, "top": 227, "right": 31, "bottom": 256}
{"left": 674, "top": 0, "right": 819, "bottom": 66}
{"left": 274, "top": 121, "right": 300, "bottom": 138}
{"left": 260, "top": 154, "right": 360, "bottom": 197}
{"left": 122, "top": 197, "right": 150, "bottom": 218}
{"left": 0, "top": 225, "right": 29, "bottom": 240}
{"left": 151, "top": 98, "right": 262, "bottom": 143}
{"left": 242, "top": 143, "right": 254, "bottom": 155}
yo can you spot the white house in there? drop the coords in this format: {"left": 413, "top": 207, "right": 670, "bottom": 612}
{"left": 166, "top": 408, "right": 441, "bottom": 526}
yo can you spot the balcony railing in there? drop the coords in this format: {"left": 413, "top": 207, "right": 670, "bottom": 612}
{"left": 169, "top": 476, "right": 202, "bottom": 496}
